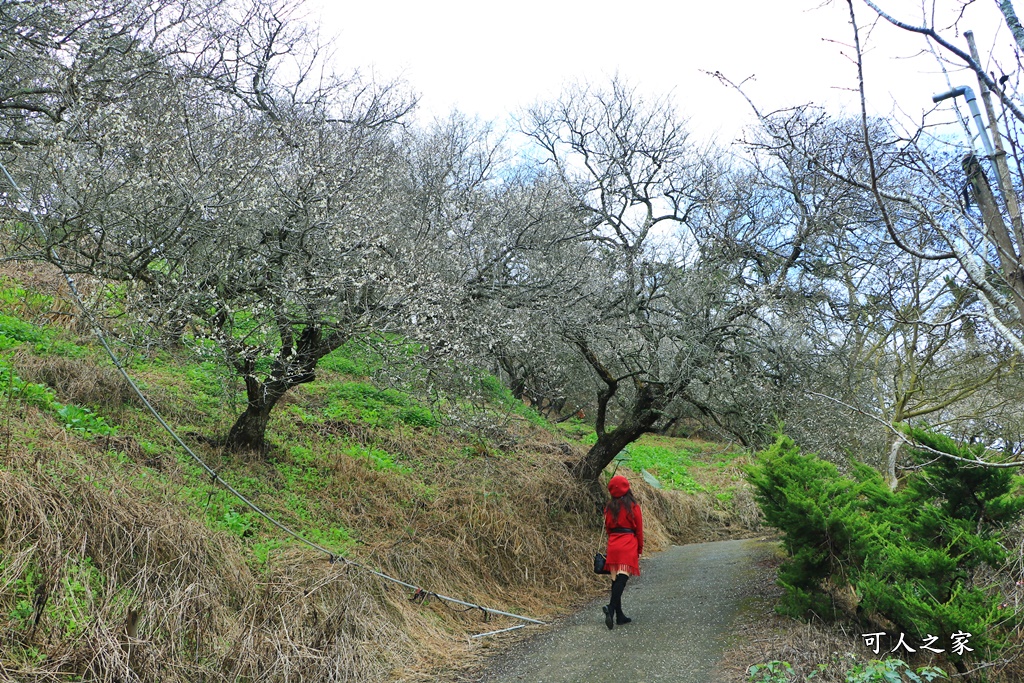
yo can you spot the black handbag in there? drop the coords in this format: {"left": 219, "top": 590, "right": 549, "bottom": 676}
{"left": 593, "top": 551, "right": 609, "bottom": 574}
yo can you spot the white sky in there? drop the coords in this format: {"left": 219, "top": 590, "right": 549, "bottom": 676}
{"left": 313, "top": 0, "right": 1019, "bottom": 146}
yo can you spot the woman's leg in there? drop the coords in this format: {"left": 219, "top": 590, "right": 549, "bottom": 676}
{"left": 604, "top": 572, "right": 625, "bottom": 629}
{"left": 610, "top": 572, "right": 630, "bottom": 623}
{"left": 603, "top": 578, "right": 615, "bottom": 629}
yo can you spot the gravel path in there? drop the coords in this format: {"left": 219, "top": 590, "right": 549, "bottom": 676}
{"left": 475, "top": 539, "right": 764, "bottom": 683}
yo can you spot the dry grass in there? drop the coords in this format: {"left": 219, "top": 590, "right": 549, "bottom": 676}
{"left": 0, "top": 397, "right": 714, "bottom": 682}
{"left": 11, "top": 351, "right": 141, "bottom": 411}
{"left": 683, "top": 487, "right": 762, "bottom": 540}
{"left": 0, "top": 413, "right": 486, "bottom": 681}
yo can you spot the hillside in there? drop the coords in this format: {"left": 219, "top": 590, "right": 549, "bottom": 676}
{"left": 0, "top": 262, "right": 756, "bottom": 682}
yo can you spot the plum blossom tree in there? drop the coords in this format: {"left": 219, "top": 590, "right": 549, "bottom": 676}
{"left": 2, "top": 0, "right": 419, "bottom": 452}
{"left": 515, "top": 78, "right": 819, "bottom": 486}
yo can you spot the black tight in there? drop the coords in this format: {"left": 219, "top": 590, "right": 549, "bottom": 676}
{"left": 609, "top": 573, "right": 629, "bottom": 618}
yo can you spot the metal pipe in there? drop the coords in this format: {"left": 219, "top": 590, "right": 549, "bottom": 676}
{"left": 471, "top": 624, "right": 527, "bottom": 639}
{"left": 933, "top": 85, "right": 997, "bottom": 157}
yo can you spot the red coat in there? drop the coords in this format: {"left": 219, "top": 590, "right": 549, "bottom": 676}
{"left": 604, "top": 501, "right": 643, "bottom": 576}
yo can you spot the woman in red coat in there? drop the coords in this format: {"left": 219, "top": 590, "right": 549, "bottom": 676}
{"left": 603, "top": 474, "right": 643, "bottom": 629}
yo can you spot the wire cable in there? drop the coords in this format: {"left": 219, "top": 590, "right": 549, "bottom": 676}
{"left": 0, "top": 161, "right": 545, "bottom": 631}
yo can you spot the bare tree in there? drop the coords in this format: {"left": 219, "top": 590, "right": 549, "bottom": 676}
{"left": 389, "top": 112, "right": 600, "bottom": 425}
{"left": 2, "top": 0, "right": 419, "bottom": 452}
{"left": 727, "top": 94, "right": 1019, "bottom": 483}
{"left": 746, "top": 0, "right": 1024, "bottom": 471}
{"left": 513, "top": 78, "right": 829, "bottom": 487}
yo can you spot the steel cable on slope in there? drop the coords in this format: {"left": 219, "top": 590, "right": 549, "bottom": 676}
{"left": 0, "top": 163, "right": 545, "bottom": 631}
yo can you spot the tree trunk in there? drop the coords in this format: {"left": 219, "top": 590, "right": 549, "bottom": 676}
{"left": 226, "top": 404, "right": 273, "bottom": 452}
{"left": 573, "top": 425, "right": 649, "bottom": 483}
{"left": 226, "top": 380, "right": 288, "bottom": 452}
{"left": 225, "top": 324, "right": 344, "bottom": 453}
{"left": 571, "top": 382, "right": 664, "bottom": 488}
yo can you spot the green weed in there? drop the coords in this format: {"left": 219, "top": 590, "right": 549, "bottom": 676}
{"left": 747, "top": 660, "right": 794, "bottom": 683}
{"left": 319, "top": 338, "right": 384, "bottom": 376}
{"left": 473, "top": 373, "right": 549, "bottom": 426}
{"left": 622, "top": 441, "right": 704, "bottom": 493}
{"left": 0, "top": 361, "right": 115, "bottom": 436}
{"left": 220, "top": 510, "right": 256, "bottom": 538}
{"left": 343, "top": 441, "right": 412, "bottom": 475}
{"left": 303, "top": 526, "right": 355, "bottom": 554}
{"left": 0, "top": 313, "right": 85, "bottom": 357}
{"left": 185, "top": 363, "right": 227, "bottom": 398}
{"left": 0, "top": 278, "right": 54, "bottom": 315}
{"left": 11, "top": 597, "right": 34, "bottom": 624}
{"left": 555, "top": 418, "right": 594, "bottom": 441}
{"left": 8, "top": 645, "right": 46, "bottom": 665}
{"left": 286, "top": 404, "right": 316, "bottom": 424}
{"left": 288, "top": 444, "right": 316, "bottom": 465}
{"left": 251, "top": 539, "right": 287, "bottom": 565}
{"left": 843, "top": 659, "right": 947, "bottom": 682}
{"left": 747, "top": 658, "right": 947, "bottom": 683}
{"left": 9, "top": 561, "right": 41, "bottom": 629}
{"left": 325, "top": 381, "right": 437, "bottom": 429}
{"left": 275, "top": 461, "right": 330, "bottom": 490}
{"left": 8, "top": 556, "right": 110, "bottom": 639}
{"left": 50, "top": 556, "right": 105, "bottom": 637}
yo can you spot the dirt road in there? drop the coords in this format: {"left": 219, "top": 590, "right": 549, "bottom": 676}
{"left": 474, "top": 539, "right": 766, "bottom": 683}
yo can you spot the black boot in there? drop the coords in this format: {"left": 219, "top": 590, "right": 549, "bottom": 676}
{"left": 602, "top": 604, "right": 613, "bottom": 630}
{"left": 610, "top": 574, "right": 630, "bottom": 625}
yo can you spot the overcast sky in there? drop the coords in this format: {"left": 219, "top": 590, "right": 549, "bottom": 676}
{"left": 312, "top": 0, "right": 1018, "bottom": 146}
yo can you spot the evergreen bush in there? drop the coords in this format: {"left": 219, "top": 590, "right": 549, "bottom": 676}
{"left": 747, "top": 431, "right": 1024, "bottom": 667}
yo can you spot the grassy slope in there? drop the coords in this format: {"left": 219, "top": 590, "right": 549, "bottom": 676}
{"left": 0, "top": 263, "right": 758, "bottom": 682}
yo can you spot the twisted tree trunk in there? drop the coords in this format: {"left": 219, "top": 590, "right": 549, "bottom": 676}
{"left": 225, "top": 324, "right": 345, "bottom": 452}
{"left": 569, "top": 342, "right": 667, "bottom": 497}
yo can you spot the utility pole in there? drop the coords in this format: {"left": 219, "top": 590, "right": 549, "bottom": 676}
{"left": 965, "top": 30, "right": 1024, "bottom": 248}
{"left": 963, "top": 153, "right": 1011, "bottom": 255}
{"left": 934, "top": 37, "right": 1024, "bottom": 312}
{"left": 961, "top": 153, "right": 1024, "bottom": 310}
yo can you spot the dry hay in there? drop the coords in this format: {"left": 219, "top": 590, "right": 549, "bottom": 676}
{"left": 11, "top": 351, "right": 140, "bottom": 411}
{"left": 323, "top": 425, "right": 614, "bottom": 619}
{"left": 0, "top": 410, "right": 618, "bottom": 682}
{"left": 0, "top": 426, "right": 426, "bottom": 682}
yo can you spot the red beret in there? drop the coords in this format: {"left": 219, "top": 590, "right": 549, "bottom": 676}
{"left": 608, "top": 474, "right": 630, "bottom": 498}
